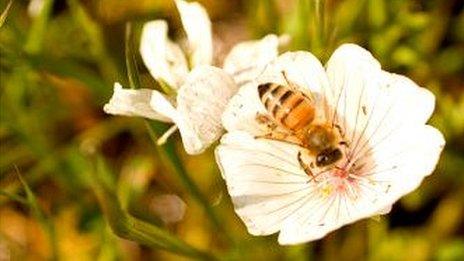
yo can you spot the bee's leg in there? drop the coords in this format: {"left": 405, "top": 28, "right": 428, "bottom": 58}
{"left": 298, "top": 151, "right": 316, "bottom": 180}
{"left": 334, "top": 123, "right": 350, "bottom": 149}
{"left": 256, "top": 130, "right": 301, "bottom": 146}
{"left": 255, "top": 113, "right": 288, "bottom": 139}
{"left": 255, "top": 113, "right": 278, "bottom": 129}
{"left": 255, "top": 113, "right": 303, "bottom": 146}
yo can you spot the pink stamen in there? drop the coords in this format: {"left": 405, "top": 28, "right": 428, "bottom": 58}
{"left": 333, "top": 166, "right": 349, "bottom": 179}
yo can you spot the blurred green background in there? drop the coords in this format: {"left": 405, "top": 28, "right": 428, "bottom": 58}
{"left": 1, "top": 0, "right": 463, "bottom": 260}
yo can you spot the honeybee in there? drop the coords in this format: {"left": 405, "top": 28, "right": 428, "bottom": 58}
{"left": 256, "top": 72, "right": 345, "bottom": 176}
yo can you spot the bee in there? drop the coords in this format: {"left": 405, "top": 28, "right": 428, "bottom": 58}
{"left": 256, "top": 72, "right": 345, "bottom": 176}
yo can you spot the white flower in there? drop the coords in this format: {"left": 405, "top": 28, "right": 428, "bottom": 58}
{"left": 103, "top": 0, "right": 286, "bottom": 154}
{"left": 215, "top": 44, "right": 445, "bottom": 245}
{"left": 103, "top": 0, "right": 237, "bottom": 155}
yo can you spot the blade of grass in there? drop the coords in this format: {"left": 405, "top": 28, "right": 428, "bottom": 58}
{"left": 15, "top": 166, "right": 59, "bottom": 261}
{"left": 0, "top": 0, "right": 13, "bottom": 28}
{"left": 0, "top": 190, "right": 28, "bottom": 204}
{"left": 124, "top": 22, "right": 231, "bottom": 244}
{"left": 91, "top": 155, "right": 218, "bottom": 260}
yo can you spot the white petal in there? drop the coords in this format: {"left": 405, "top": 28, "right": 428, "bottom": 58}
{"left": 360, "top": 125, "right": 445, "bottom": 194}
{"left": 216, "top": 132, "right": 311, "bottom": 235}
{"left": 258, "top": 51, "right": 329, "bottom": 97}
{"left": 104, "top": 83, "right": 173, "bottom": 122}
{"left": 278, "top": 125, "right": 445, "bottom": 245}
{"left": 140, "top": 20, "right": 189, "bottom": 89}
{"left": 325, "top": 44, "right": 436, "bottom": 147}
{"left": 223, "top": 34, "right": 280, "bottom": 87}
{"left": 175, "top": 65, "right": 238, "bottom": 154}
{"left": 175, "top": 0, "right": 212, "bottom": 67}
{"left": 150, "top": 90, "right": 178, "bottom": 121}
{"left": 222, "top": 51, "right": 329, "bottom": 134}
{"left": 375, "top": 205, "right": 392, "bottom": 215}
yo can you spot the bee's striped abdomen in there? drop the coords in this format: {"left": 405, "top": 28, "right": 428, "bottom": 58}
{"left": 258, "top": 83, "right": 315, "bottom": 131}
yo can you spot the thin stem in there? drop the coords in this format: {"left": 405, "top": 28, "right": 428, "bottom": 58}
{"left": 125, "top": 22, "right": 141, "bottom": 90}
{"left": 157, "top": 125, "right": 178, "bottom": 145}
{"left": 15, "top": 167, "right": 59, "bottom": 261}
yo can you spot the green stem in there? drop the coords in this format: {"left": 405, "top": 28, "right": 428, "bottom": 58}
{"left": 125, "top": 22, "right": 141, "bottom": 90}
{"left": 311, "top": 0, "right": 324, "bottom": 57}
{"left": 92, "top": 156, "right": 218, "bottom": 260}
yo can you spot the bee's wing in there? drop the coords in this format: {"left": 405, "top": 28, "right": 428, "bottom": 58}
{"left": 257, "top": 51, "right": 331, "bottom": 121}
{"left": 222, "top": 51, "right": 330, "bottom": 135}
{"left": 174, "top": 65, "right": 238, "bottom": 154}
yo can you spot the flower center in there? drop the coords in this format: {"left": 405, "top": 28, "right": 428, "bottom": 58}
{"left": 333, "top": 167, "right": 349, "bottom": 179}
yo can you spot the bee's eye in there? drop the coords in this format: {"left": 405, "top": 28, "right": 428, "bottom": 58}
{"left": 316, "top": 154, "right": 330, "bottom": 166}
{"left": 316, "top": 148, "right": 342, "bottom": 167}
